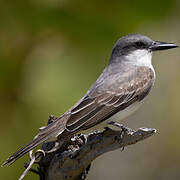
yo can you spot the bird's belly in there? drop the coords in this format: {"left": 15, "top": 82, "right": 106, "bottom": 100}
{"left": 108, "top": 101, "right": 142, "bottom": 123}
{"left": 83, "top": 101, "right": 142, "bottom": 134}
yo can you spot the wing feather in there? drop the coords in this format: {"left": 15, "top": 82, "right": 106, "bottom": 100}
{"left": 66, "top": 66, "right": 154, "bottom": 132}
{"left": 66, "top": 105, "right": 104, "bottom": 131}
{"left": 71, "top": 97, "right": 95, "bottom": 114}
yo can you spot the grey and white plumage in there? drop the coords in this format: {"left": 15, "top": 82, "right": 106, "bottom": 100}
{"left": 2, "top": 34, "right": 178, "bottom": 166}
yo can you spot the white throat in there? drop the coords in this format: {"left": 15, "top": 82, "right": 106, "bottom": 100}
{"left": 125, "top": 49, "right": 155, "bottom": 81}
{"left": 126, "top": 49, "right": 153, "bottom": 68}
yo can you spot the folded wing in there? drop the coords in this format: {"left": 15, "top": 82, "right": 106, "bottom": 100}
{"left": 66, "top": 66, "right": 154, "bottom": 131}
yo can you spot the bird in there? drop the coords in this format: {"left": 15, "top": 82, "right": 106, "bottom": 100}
{"left": 2, "top": 34, "right": 178, "bottom": 167}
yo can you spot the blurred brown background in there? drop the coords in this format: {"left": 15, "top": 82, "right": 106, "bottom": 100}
{"left": 0, "top": 0, "right": 180, "bottom": 180}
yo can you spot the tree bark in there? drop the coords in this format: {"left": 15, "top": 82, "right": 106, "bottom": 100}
{"left": 37, "top": 123, "right": 156, "bottom": 180}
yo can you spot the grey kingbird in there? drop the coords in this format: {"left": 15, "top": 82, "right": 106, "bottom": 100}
{"left": 2, "top": 34, "right": 178, "bottom": 166}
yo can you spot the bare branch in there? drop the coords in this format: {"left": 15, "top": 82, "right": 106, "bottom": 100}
{"left": 37, "top": 124, "right": 156, "bottom": 180}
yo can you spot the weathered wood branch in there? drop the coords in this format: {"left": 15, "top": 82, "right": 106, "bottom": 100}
{"left": 37, "top": 123, "right": 156, "bottom": 180}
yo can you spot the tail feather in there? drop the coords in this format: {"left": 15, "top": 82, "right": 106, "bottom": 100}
{"left": 2, "top": 120, "right": 65, "bottom": 167}
{"left": 2, "top": 135, "right": 49, "bottom": 167}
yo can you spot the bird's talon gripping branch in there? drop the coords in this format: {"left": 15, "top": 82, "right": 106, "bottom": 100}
{"left": 108, "top": 121, "right": 130, "bottom": 132}
{"left": 108, "top": 121, "right": 132, "bottom": 148}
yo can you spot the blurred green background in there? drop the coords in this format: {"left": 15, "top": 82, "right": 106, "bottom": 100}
{"left": 0, "top": 0, "right": 180, "bottom": 180}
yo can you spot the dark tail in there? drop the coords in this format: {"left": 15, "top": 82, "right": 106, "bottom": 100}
{"left": 2, "top": 136, "right": 47, "bottom": 166}
{"left": 1, "top": 120, "right": 65, "bottom": 167}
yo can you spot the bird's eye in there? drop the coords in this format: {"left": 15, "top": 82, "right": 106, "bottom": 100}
{"left": 135, "top": 41, "right": 145, "bottom": 48}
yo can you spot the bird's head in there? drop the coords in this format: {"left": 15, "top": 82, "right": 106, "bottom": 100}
{"left": 111, "top": 34, "right": 178, "bottom": 62}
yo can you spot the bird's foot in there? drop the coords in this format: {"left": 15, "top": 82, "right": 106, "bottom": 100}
{"left": 107, "top": 121, "right": 132, "bottom": 151}
{"left": 107, "top": 121, "right": 130, "bottom": 131}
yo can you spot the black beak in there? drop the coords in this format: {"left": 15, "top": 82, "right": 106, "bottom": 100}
{"left": 150, "top": 41, "right": 178, "bottom": 51}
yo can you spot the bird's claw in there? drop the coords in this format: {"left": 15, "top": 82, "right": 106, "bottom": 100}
{"left": 107, "top": 121, "right": 130, "bottom": 151}
{"left": 107, "top": 121, "right": 129, "bottom": 131}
